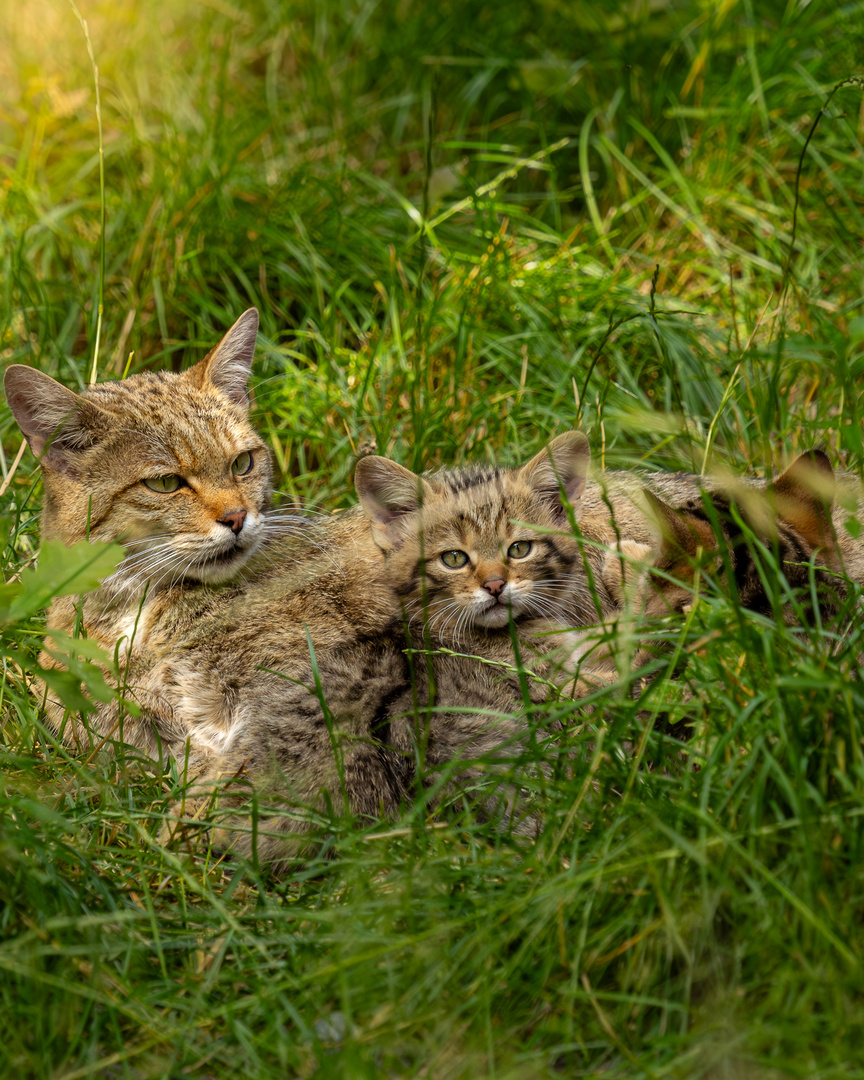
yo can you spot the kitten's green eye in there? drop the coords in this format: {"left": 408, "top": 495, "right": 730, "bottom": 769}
{"left": 232, "top": 451, "right": 253, "bottom": 476}
{"left": 507, "top": 540, "right": 532, "bottom": 559}
{"left": 143, "top": 474, "right": 182, "bottom": 493}
{"left": 441, "top": 550, "right": 469, "bottom": 569}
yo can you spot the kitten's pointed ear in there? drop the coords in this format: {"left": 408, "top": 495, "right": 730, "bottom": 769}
{"left": 519, "top": 431, "right": 591, "bottom": 521}
{"left": 768, "top": 449, "right": 836, "bottom": 551}
{"left": 190, "top": 308, "right": 259, "bottom": 406}
{"left": 641, "top": 488, "right": 717, "bottom": 569}
{"left": 355, "top": 455, "right": 427, "bottom": 551}
{"left": 4, "top": 365, "right": 103, "bottom": 475}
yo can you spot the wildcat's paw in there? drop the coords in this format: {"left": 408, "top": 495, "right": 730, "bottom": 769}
{"left": 161, "top": 770, "right": 253, "bottom": 854}
{"left": 161, "top": 795, "right": 235, "bottom": 853}
{"left": 536, "top": 625, "right": 615, "bottom": 699}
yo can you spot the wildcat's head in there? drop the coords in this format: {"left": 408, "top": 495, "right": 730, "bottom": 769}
{"left": 354, "top": 432, "right": 592, "bottom": 639}
{"left": 4, "top": 309, "right": 272, "bottom": 588}
{"left": 624, "top": 449, "right": 844, "bottom": 620}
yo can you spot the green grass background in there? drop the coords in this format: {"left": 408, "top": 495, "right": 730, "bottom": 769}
{"left": 2, "top": 0, "right": 864, "bottom": 1076}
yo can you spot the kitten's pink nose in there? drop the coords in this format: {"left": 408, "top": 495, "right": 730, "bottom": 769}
{"left": 219, "top": 509, "right": 247, "bottom": 535}
{"left": 483, "top": 578, "right": 506, "bottom": 598}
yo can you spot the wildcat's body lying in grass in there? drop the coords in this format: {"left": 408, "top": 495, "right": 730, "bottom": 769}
{"left": 5, "top": 309, "right": 856, "bottom": 863}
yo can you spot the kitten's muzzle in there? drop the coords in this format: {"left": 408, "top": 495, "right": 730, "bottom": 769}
{"left": 219, "top": 509, "right": 247, "bottom": 535}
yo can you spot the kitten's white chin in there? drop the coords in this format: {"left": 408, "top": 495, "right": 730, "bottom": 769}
{"left": 474, "top": 603, "right": 512, "bottom": 628}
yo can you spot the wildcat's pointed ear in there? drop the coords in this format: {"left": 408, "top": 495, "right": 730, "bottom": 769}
{"left": 190, "top": 308, "right": 259, "bottom": 406}
{"left": 768, "top": 449, "right": 836, "bottom": 551}
{"left": 4, "top": 365, "right": 105, "bottom": 475}
{"left": 354, "top": 455, "right": 427, "bottom": 551}
{"left": 519, "top": 431, "right": 591, "bottom": 521}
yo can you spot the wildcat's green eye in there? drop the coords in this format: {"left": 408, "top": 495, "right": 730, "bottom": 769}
{"left": 507, "top": 540, "right": 532, "bottom": 559}
{"left": 441, "top": 550, "right": 469, "bottom": 569}
{"left": 143, "top": 474, "right": 182, "bottom": 493}
{"left": 232, "top": 451, "right": 253, "bottom": 476}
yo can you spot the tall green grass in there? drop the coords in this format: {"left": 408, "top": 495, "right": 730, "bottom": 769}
{"left": 2, "top": 0, "right": 864, "bottom": 1075}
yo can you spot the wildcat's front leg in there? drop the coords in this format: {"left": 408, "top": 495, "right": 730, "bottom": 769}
{"left": 36, "top": 640, "right": 197, "bottom": 769}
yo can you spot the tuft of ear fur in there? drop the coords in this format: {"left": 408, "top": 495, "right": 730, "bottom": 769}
{"left": 768, "top": 449, "right": 836, "bottom": 552}
{"left": 518, "top": 431, "right": 591, "bottom": 521}
{"left": 189, "top": 308, "right": 259, "bottom": 406}
{"left": 354, "top": 455, "right": 428, "bottom": 551}
{"left": 641, "top": 488, "right": 717, "bottom": 569}
{"left": 4, "top": 365, "right": 106, "bottom": 475}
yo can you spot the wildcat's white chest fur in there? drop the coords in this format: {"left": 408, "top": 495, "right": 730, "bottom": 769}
{"left": 113, "top": 609, "right": 152, "bottom": 657}
{"left": 167, "top": 659, "right": 242, "bottom": 754}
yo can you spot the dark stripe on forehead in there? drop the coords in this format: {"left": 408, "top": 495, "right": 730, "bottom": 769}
{"left": 172, "top": 429, "right": 196, "bottom": 460}
{"left": 428, "top": 465, "right": 506, "bottom": 495}
{"left": 493, "top": 502, "right": 510, "bottom": 531}
{"left": 474, "top": 502, "right": 498, "bottom": 525}
{"left": 443, "top": 503, "right": 507, "bottom": 533}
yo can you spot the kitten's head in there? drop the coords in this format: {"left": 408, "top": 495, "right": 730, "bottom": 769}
{"left": 4, "top": 308, "right": 272, "bottom": 588}
{"left": 355, "top": 432, "right": 592, "bottom": 637}
{"left": 628, "top": 449, "right": 843, "bottom": 620}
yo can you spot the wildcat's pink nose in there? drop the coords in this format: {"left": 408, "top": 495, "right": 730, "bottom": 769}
{"left": 483, "top": 578, "right": 506, "bottom": 598}
{"left": 219, "top": 509, "right": 247, "bottom": 535}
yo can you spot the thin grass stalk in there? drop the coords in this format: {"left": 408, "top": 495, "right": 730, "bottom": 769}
{"left": 781, "top": 74, "right": 864, "bottom": 303}
{"left": 68, "top": 0, "right": 106, "bottom": 385}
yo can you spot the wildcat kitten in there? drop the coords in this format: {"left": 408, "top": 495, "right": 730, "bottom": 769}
{"left": 561, "top": 449, "right": 854, "bottom": 699}
{"left": 627, "top": 448, "right": 847, "bottom": 621}
{"left": 350, "top": 433, "right": 696, "bottom": 645}
{"left": 355, "top": 432, "right": 601, "bottom": 639}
